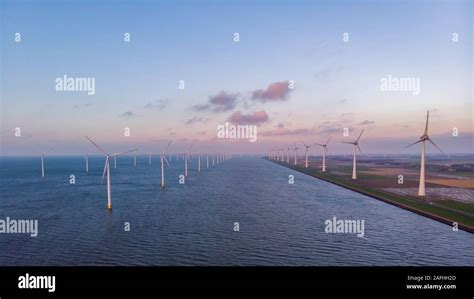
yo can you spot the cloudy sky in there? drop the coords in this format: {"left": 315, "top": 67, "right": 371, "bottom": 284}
{"left": 1, "top": 0, "right": 472, "bottom": 155}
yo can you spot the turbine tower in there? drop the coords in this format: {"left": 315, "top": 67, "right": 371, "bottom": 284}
{"left": 293, "top": 145, "right": 299, "bottom": 165}
{"left": 405, "top": 111, "right": 444, "bottom": 196}
{"left": 160, "top": 140, "right": 172, "bottom": 189}
{"left": 300, "top": 140, "right": 317, "bottom": 168}
{"left": 85, "top": 136, "right": 137, "bottom": 210}
{"left": 342, "top": 129, "right": 364, "bottom": 179}
{"left": 40, "top": 153, "right": 45, "bottom": 179}
{"left": 85, "top": 154, "right": 89, "bottom": 175}
{"left": 286, "top": 147, "right": 290, "bottom": 163}
{"left": 315, "top": 137, "right": 331, "bottom": 172}
{"left": 185, "top": 145, "right": 192, "bottom": 177}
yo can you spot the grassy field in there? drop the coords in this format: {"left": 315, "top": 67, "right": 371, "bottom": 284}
{"left": 267, "top": 159, "right": 474, "bottom": 234}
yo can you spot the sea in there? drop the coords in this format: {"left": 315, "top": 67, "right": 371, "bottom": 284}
{"left": 0, "top": 156, "right": 473, "bottom": 266}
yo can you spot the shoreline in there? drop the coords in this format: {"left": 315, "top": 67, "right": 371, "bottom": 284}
{"left": 267, "top": 159, "right": 474, "bottom": 234}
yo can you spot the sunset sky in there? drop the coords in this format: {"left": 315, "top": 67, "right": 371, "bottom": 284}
{"left": 1, "top": 0, "right": 472, "bottom": 155}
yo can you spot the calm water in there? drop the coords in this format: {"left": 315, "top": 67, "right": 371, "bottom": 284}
{"left": 0, "top": 156, "right": 473, "bottom": 266}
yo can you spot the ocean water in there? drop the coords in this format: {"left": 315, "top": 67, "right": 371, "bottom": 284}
{"left": 0, "top": 156, "right": 473, "bottom": 266}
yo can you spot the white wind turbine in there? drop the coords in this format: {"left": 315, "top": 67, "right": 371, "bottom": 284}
{"left": 160, "top": 140, "right": 172, "bottom": 189}
{"left": 293, "top": 145, "right": 299, "bottom": 165}
{"left": 300, "top": 140, "right": 317, "bottom": 168}
{"left": 149, "top": 153, "right": 152, "bottom": 165}
{"left": 85, "top": 136, "right": 137, "bottom": 210}
{"left": 184, "top": 145, "right": 192, "bottom": 177}
{"left": 206, "top": 153, "right": 209, "bottom": 169}
{"left": 342, "top": 129, "right": 364, "bottom": 180}
{"left": 133, "top": 150, "right": 137, "bottom": 166}
{"left": 315, "top": 136, "right": 331, "bottom": 172}
{"left": 39, "top": 148, "right": 54, "bottom": 180}
{"left": 405, "top": 111, "right": 444, "bottom": 196}
{"left": 286, "top": 147, "right": 290, "bottom": 163}
{"left": 85, "top": 154, "right": 89, "bottom": 175}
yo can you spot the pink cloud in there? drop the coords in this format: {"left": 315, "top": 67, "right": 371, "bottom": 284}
{"left": 227, "top": 110, "right": 269, "bottom": 125}
{"left": 252, "top": 81, "right": 292, "bottom": 102}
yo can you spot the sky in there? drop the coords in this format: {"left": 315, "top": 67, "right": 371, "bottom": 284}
{"left": 0, "top": 0, "right": 472, "bottom": 155}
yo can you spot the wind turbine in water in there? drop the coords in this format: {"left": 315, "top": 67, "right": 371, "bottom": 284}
{"left": 293, "top": 145, "right": 299, "bottom": 165}
{"left": 160, "top": 140, "right": 172, "bottom": 189}
{"left": 342, "top": 129, "right": 364, "bottom": 180}
{"left": 184, "top": 145, "right": 192, "bottom": 177}
{"left": 286, "top": 147, "right": 290, "bottom": 163}
{"left": 85, "top": 154, "right": 89, "bottom": 175}
{"left": 315, "top": 137, "right": 331, "bottom": 172}
{"left": 85, "top": 136, "right": 137, "bottom": 210}
{"left": 300, "top": 140, "right": 317, "bottom": 168}
{"left": 405, "top": 111, "right": 444, "bottom": 196}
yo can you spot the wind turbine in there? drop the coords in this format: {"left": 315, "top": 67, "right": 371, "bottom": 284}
{"left": 315, "top": 137, "right": 331, "bottom": 172}
{"left": 405, "top": 111, "right": 444, "bottom": 196}
{"left": 40, "top": 153, "right": 45, "bottom": 179}
{"left": 300, "top": 140, "right": 317, "bottom": 168}
{"left": 293, "top": 145, "right": 299, "bottom": 165}
{"left": 206, "top": 153, "right": 209, "bottom": 169}
{"left": 185, "top": 145, "right": 192, "bottom": 177}
{"left": 342, "top": 129, "right": 364, "bottom": 179}
{"left": 149, "top": 153, "right": 152, "bottom": 165}
{"left": 39, "top": 148, "right": 54, "bottom": 180}
{"left": 85, "top": 154, "right": 89, "bottom": 175}
{"left": 84, "top": 136, "right": 137, "bottom": 210}
{"left": 286, "top": 147, "right": 290, "bottom": 163}
{"left": 160, "top": 140, "right": 172, "bottom": 189}
{"left": 133, "top": 150, "right": 137, "bottom": 166}
{"left": 198, "top": 152, "right": 201, "bottom": 173}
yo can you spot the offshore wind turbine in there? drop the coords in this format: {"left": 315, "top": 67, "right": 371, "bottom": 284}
{"left": 405, "top": 111, "right": 444, "bottom": 196}
{"left": 293, "top": 145, "right": 299, "bottom": 165}
{"left": 286, "top": 147, "right": 290, "bottom": 163}
{"left": 315, "top": 137, "right": 331, "bottom": 172}
{"left": 184, "top": 145, "right": 192, "bottom": 177}
{"left": 342, "top": 129, "right": 364, "bottom": 179}
{"left": 40, "top": 153, "right": 45, "bottom": 179}
{"left": 85, "top": 136, "right": 137, "bottom": 210}
{"left": 206, "top": 153, "right": 209, "bottom": 169}
{"left": 160, "top": 140, "right": 172, "bottom": 189}
{"left": 149, "top": 153, "right": 152, "bottom": 165}
{"left": 300, "top": 140, "right": 317, "bottom": 168}
{"left": 133, "top": 150, "right": 137, "bottom": 166}
{"left": 85, "top": 154, "right": 89, "bottom": 175}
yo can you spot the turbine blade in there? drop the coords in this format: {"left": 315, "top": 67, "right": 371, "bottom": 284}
{"left": 326, "top": 136, "right": 332, "bottom": 144}
{"left": 356, "top": 129, "right": 365, "bottom": 142}
{"left": 424, "top": 110, "right": 429, "bottom": 135}
{"left": 357, "top": 144, "right": 362, "bottom": 153}
{"left": 85, "top": 136, "right": 108, "bottom": 155}
{"left": 110, "top": 149, "right": 138, "bottom": 157}
{"left": 162, "top": 140, "right": 172, "bottom": 155}
{"left": 428, "top": 138, "right": 445, "bottom": 155}
{"left": 163, "top": 155, "right": 170, "bottom": 166}
{"left": 300, "top": 139, "right": 307, "bottom": 147}
{"left": 341, "top": 141, "right": 354, "bottom": 144}
{"left": 405, "top": 140, "right": 422, "bottom": 148}
{"left": 101, "top": 157, "right": 109, "bottom": 184}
